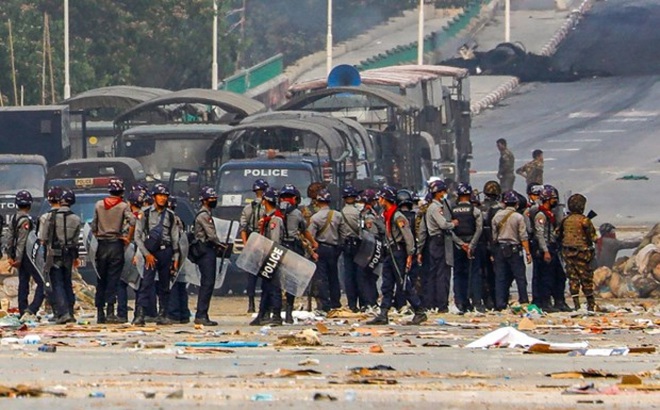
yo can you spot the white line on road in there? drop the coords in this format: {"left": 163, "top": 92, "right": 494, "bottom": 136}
{"left": 576, "top": 129, "right": 625, "bottom": 134}
{"left": 547, "top": 138, "right": 602, "bottom": 143}
{"left": 603, "top": 118, "right": 649, "bottom": 123}
{"left": 543, "top": 148, "right": 581, "bottom": 152}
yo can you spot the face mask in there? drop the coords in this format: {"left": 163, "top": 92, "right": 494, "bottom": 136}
{"left": 279, "top": 201, "right": 291, "bottom": 212}
{"left": 356, "top": 203, "right": 365, "bottom": 211}
{"left": 208, "top": 200, "right": 218, "bottom": 209}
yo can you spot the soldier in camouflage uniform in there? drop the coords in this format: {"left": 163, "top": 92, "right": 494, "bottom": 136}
{"left": 496, "top": 138, "right": 515, "bottom": 191}
{"left": 516, "top": 149, "right": 544, "bottom": 186}
{"left": 558, "top": 193, "right": 598, "bottom": 312}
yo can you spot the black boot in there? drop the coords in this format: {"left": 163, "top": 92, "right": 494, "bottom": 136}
{"left": 106, "top": 304, "right": 121, "bottom": 324}
{"left": 285, "top": 305, "right": 294, "bottom": 324}
{"left": 194, "top": 316, "right": 218, "bottom": 326}
{"left": 247, "top": 297, "right": 256, "bottom": 313}
{"left": 132, "top": 306, "right": 146, "bottom": 326}
{"left": 572, "top": 296, "right": 581, "bottom": 311}
{"left": 156, "top": 307, "right": 173, "bottom": 325}
{"left": 586, "top": 296, "right": 597, "bottom": 313}
{"left": 554, "top": 300, "right": 573, "bottom": 312}
{"left": 366, "top": 311, "right": 389, "bottom": 325}
{"left": 249, "top": 310, "right": 266, "bottom": 326}
{"left": 97, "top": 307, "right": 106, "bottom": 324}
{"left": 269, "top": 310, "right": 283, "bottom": 326}
{"left": 408, "top": 309, "right": 428, "bottom": 325}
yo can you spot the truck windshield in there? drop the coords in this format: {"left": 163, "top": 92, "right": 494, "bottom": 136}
{"left": 70, "top": 194, "right": 105, "bottom": 223}
{"left": 0, "top": 164, "right": 45, "bottom": 195}
{"left": 121, "top": 138, "right": 212, "bottom": 181}
{"left": 217, "top": 167, "right": 313, "bottom": 203}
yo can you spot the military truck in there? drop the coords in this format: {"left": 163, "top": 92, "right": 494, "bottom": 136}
{"left": 0, "top": 155, "right": 47, "bottom": 227}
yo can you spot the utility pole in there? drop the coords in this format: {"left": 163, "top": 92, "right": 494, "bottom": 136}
{"left": 504, "top": 0, "right": 511, "bottom": 43}
{"left": 326, "top": 0, "right": 333, "bottom": 77}
{"left": 212, "top": 0, "right": 218, "bottom": 89}
{"left": 8, "top": 19, "right": 18, "bottom": 105}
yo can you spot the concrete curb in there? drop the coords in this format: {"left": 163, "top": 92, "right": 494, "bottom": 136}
{"left": 471, "top": 0, "right": 594, "bottom": 116}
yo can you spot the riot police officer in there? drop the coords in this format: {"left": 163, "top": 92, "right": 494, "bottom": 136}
{"left": 395, "top": 189, "right": 418, "bottom": 311}
{"left": 307, "top": 189, "right": 343, "bottom": 313}
{"left": 480, "top": 180, "right": 503, "bottom": 309}
{"left": 534, "top": 185, "right": 571, "bottom": 312}
{"left": 193, "top": 186, "right": 225, "bottom": 326}
{"left": 367, "top": 186, "right": 426, "bottom": 325}
{"left": 417, "top": 180, "right": 458, "bottom": 313}
{"left": 451, "top": 183, "right": 484, "bottom": 313}
{"left": 42, "top": 189, "right": 82, "bottom": 324}
{"left": 7, "top": 190, "right": 44, "bottom": 321}
{"left": 526, "top": 184, "right": 544, "bottom": 306}
{"left": 167, "top": 197, "right": 191, "bottom": 323}
{"left": 357, "top": 189, "right": 381, "bottom": 309}
{"left": 91, "top": 178, "right": 136, "bottom": 324}
{"left": 339, "top": 185, "right": 364, "bottom": 312}
{"left": 279, "top": 184, "right": 317, "bottom": 323}
{"left": 558, "top": 193, "right": 598, "bottom": 312}
{"left": 491, "top": 191, "right": 532, "bottom": 311}
{"left": 240, "top": 179, "right": 269, "bottom": 313}
{"left": 250, "top": 187, "right": 285, "bottom": 326}
{"left": 134, "top": 183, "right": 180, "bottom": 326}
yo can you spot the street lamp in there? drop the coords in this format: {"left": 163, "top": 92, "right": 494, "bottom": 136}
{"left": 64, "top": 0, "right": 70, "bottom": 99}
{"left": 417, "top": 0, "right": 424, "bottom": 65}
{"left": 505, "top": 0, "right": 511, "bottom": 42}
{"left": 326, "top": 0, "right": 333, "bottom": 76}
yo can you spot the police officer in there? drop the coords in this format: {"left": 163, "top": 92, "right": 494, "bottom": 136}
{"left": 42, "top": 189, "right": 81, "bottom": 324}
{"left": 134, "top": 183, "right": 179, "bottom": 326}
{"left": 166, "top": 197, "right": 191, "bottom": 324}
{"left": 469, "top": 190, "right": 488, "bottom": 312}
{"left": 307, "top": 189, "right": 343, "bottom": 313}
{"left": 558, "top": 193, "right": 598, "bottom": 312}
{"left": 250, "top": 187, "right": 285, "bottom": 326}
{"left": 91, "top": 178, "right": 136, "bottom": 324}
{"left": 357, "top": 189, "right": 382, "bottom": 309}
{"left": 367, "top": 186, "right": 426, "bottom": 325}
{"left": 279, "top": 184, "right": 317, "bottom": 323}
{"left": 240, "top": 179, "right": 269, "bottom": 313}
{"left": 480, "top": 180, "right": 503, "bottom": 309}
{"left": 7, "top": 191, "right": 44, "bottom": 321}
{"left": 451, "top": 183, "right": 484, "bottom": 313}
{"left": 526, "top": 184, "right": 544, "bottom": 306}
{"left": 394, "top": 189, "right": 418, "bottom": 312}
{"left": 339, "top": 185, "right": 364, "bottom": 313}
{"left": 534, "top": 185, "right": 571, "bottom": 312}
{"left": 491, "top": 191, "right": 532, "bottom": 311}
{"left": 417, "top": 180, "right": 458, "bottom": 313}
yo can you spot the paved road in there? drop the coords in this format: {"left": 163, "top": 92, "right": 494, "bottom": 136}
{"left": 470, "top": 0, "right": 660, "bottom": 227}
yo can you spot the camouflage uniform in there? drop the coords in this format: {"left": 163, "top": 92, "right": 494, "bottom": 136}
{"left": 498, "top": 148, "right": 515, "bottom": 191}
{"left": 516, "top": 159, "right": 544, "bottom": 186}
{"left": 558, "top": 213, "right": 597, "bottom": 309}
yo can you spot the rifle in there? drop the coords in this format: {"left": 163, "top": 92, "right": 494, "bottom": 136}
{"left": 41, "top": 212, "right": 58, "bottom": 296}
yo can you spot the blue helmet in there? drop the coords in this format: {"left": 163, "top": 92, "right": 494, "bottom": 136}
{"left": 151, "top": 183, "right": 170, "bottom": 196}
{"left": 199, "top": 186, "right": 218, "bottom": 201}
{"left": 252, "top": 179, "right": 269, "bottom": 192}
{"left": 378, "top": 185, "right": 397, "bottom": 203}
{"left": 280, "top": 184, "right": 298, "bottom": 197}
{"left": 540, "top": 184, "right": 558, "bottom": 201}
{"left": 108, "top": 178, "right": 125, "bottom": 193}
{"left": 15, "top": 190, "right": 33, "bottom": 207}
{"left": 528, "top": 184, "right": 544, "bottom": 196}
{"left": 127, "top": 189, "right": 146, "bottom": 207}
{"left": 396, "top": 189, "right": 414, "bottom": 207}
{"left": 342, "top": 185, "right": 359, "bottom": 198}
{"left": 262, "top": 187, "right": 279, "bottom": 203}
{"left": 60, "top": 189, "right": 76, "bottom": 206}
{"left": 358, "top": 189, "right": 376, "bottom": 203}
{"left": 503, "top": 190, "right": 518, "bottom": 205}
{"left": 429, "top": 180, "right": 447, "bottom": 194}
{"left": 316, "top": 189, "right": 332, "bottom": 203}
{"left": 46, "top": 186, "right": 63, "bottom": 203}
{"left": 456, "top": 183, "right": 473, "bottom": 196}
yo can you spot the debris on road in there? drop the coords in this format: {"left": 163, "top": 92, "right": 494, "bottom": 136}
{"left": 547, "top": 370, "right": 619, "bottom": 379}
{"left": 298, "top": 358, "right": 320, "bottom": 366}
{"left": 275, "top": 329, "right": 322, "bottom": 346}
{"left": 174, "top": 341, "right": 267, "bottom": 348}
{"left": 465, "top": 327, "right": 588, "bottom": 349}
{"left": 269, "top": 368, "right": 323, "bottom": 378}
{"left": 313, "top": 392, "right": 338, "bottom": 401}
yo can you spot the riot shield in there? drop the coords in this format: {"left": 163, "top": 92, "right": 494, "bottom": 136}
{"left": 353, "top": 230, "right": 385, "bottom": 270}
{"left": 182, "top": 257, "right": 228, "bottom": 289}
{"left": 214, "top": 217, "right": 239, "bottom": 243}
{"left": 121, "top": 244, "right": 140, "bottom": 290}
{"left": 168, "top": 233, "right": 189, "bottom": 289}
{"left": 26, "top": 231, "right": 49, "bottom": 291}
{"left": 82, "top": 223, "right": 101, "bottom": 279}
{"left": 235, "top": 232, "right": 315, "bottom": 297}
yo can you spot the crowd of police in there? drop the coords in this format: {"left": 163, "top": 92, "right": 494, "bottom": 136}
{"left": 3, "top": 173, "right": 600, "bottom": 327}
{"left": 238, "top": 176, "right": 600, "bottom": 327}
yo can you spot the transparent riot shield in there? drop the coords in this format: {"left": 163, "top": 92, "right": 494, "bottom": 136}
{"left": 353, "top": 230, "right": 385, "bottom": 270}
{"left": 235, "top": 232, "right": 315, "bottom": 297}
{"left": 82, "top": 223, "right": 101, "bottom": 279}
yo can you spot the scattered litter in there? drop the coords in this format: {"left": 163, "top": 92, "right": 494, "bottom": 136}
{"left": 345, "top": 378, "right": 397, "bottom": 385}
{"left": 138, "top": 341, "right": 167, "bottom": 349}
{"left": 270, "top": 368, "right": 322, "bottom": 378}
{"left": 526, "top": 344, "right": 575, "bottom": 354}
{"left": 89, "top": 391, "right": 106, "bottom": 398}
{"left": 369, "top": 344, "right": 384, "bottom": 354}
{"left": 42, "top": 385, "right": 67, "bottom": 397}
{"left": 616, "top": 175, "right": 649, "bottom": 180}
{"left": 0, "top": 385, "right": 44, "bottom": 398}
{"left": 422, "top": 342, "right": 453, "bottom": 347}
{"left": 568, "top": 347, "right": 629, "bottom": 357}
{"left": 182, "top": 347, "right": 234, "bottom": 354}
{"left": 326, "top": 308, "right": 367, "bottom": 319}
{"left": 0, "top": 316, "right": 21, "bottom": 329}
{"left": 316, "top": 323, "right": 329, "bottom": 334}
{"left": 275, "top": 329, "right": 321, "bottom": 346}
{"left": 251, "top": 393, "right": 274, "bottom": 401}
{"left": 166, "top": 388, "right": 184, "bottom": 399}
{"left": 349, "top": 365, "right": 396, "bottom": 373}
{"left": 344, "top": 390, "right": 357, "bottom": 401}
{"left": 298, "top": 358, "right": 320, "bottom": 366}
{"left": 562, "top": 382, "right": 621, "bottom": 395}
{"left": 547, "top": 369, "right": 619, "bottom": 379}
{"left": 466, "top": 327, "right": 588, "bottom": 349}
{"left": 313, "top": 392, "right": 337, "bottom": 401}
{"left": 517, "top": 317, "right": 536, "bottom": 331}
{"left": 38, "top": 345, "right": 57, "bottom": 353}
{"left": 141, "top": 391, "right": 156, "bottom": 399}
{"left": 259, "top": 326, "right": 271, "bottom": 335}
{"left": 174, "top": 341, "right": 267, "bottom": 348}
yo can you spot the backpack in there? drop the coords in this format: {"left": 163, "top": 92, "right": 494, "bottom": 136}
{"left": 143, "top": 208, "right": 174, "bottom": 254}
